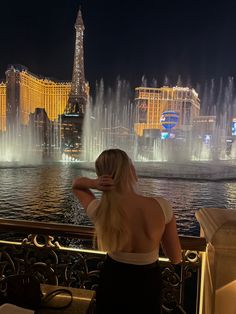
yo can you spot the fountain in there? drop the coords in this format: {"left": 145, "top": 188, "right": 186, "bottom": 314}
{"left": 82, "top": 77, "right": 236, "bottom": 160}
{"left": 82, "top": 79, "right": 137, "bottom": 161}
{"left": 0, "top": 108, "right": 61, "bottom": 164}
{"left": 1, "top": 76, "right": 236, "bottom": 179}
{"left": 79, "top": 77, "right": 236, "bottom": 180}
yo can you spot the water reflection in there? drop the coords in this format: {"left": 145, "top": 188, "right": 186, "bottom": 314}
{"left": 0, "top": 163, "right": 236, "bottom": 236}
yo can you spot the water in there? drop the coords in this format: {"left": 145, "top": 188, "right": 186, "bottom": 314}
{"left": 2, "top": 77, "right": 236, "bottom": 162}
{"left": 83, "top": 80, "right": 136, "bottom": 161}
{"left": 82, "top": 77, "right": 236, "bottom": 162}
{"left": 0, "top": 162, "right": 236, "bottom": 237}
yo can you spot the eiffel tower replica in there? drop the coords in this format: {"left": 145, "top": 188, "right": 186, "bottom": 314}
{"left": 61, "top": 9, "right": 87, "bottom": 159}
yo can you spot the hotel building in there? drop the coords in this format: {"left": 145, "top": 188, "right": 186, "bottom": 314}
{"left": 0, "top": 82, "right": 6, "bottom": 131}
{"left": 0, "top": 65, "right": 71, "bottom": 132}
{"left": 134, "top": 86, "right": 200, "bottom": 137}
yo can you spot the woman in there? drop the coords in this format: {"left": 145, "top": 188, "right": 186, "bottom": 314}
{"left": 72, "top": 149, "right": 182, "bottom": 314}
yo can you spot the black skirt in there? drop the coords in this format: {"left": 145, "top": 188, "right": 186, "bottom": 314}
{"left": 96, "top": 255, "right": 162, "bottom": 314}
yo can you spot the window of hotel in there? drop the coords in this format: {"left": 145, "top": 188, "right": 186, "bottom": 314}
{"left": 185, "top": 103, "right": 191, "bottom": 125}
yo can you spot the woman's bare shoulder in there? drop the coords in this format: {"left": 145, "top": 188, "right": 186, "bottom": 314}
{"left": 135, "top": 194, "right": 166, "bottom": 204}
{"left": 133, "top": 194, "right": 166, "bottom": 213}
{"left": 136, "top": 195, "right": 166, "bottom": 226}
{"left": 122, "top": 193, "right": 168, "bottom": 213}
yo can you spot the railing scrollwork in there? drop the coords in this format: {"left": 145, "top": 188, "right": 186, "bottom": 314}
{"left": 0, "top": 218, "right": 206, "bottom": 313}
{"left": 22, "top": 234, "right": 61, "bottom": 249}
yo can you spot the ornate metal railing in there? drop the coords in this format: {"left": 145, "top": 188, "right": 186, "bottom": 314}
{"left": 0, "top": 219, "right": 206, "bottom": 313}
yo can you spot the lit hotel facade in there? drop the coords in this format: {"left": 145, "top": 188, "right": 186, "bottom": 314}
{"left": 0, "top": 82, "right": 6, "bottom": 131}
{"left": 134, "top": 86, "right": 200, "bottom": 136}
{"left": 0, "top": 65, "right": 71, "bottom": 132}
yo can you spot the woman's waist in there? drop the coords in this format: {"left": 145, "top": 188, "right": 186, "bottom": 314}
{"left": 105, "top": 254, "right": 159, "bottom": 270}
{"left": 108, "top": 249, "right": 159, "bottom": 266}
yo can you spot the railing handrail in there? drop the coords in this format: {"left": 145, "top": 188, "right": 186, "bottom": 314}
{"left": 0, "top": 218, "right": 94, "bottom": 238}
{"left": 0, "top": 218, "right": 206, "bottom": 251}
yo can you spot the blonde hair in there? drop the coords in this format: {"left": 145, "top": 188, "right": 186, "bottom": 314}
{"left": 94, "top": 149, "right": 136, "bottom": 252}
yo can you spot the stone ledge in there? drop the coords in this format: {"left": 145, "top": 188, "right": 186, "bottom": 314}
{"left": 196, "top": 208, "right": 236, "bottom": 249}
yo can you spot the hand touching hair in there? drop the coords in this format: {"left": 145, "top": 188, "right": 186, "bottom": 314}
{"left": 95, "top": 175, "right": 114, "bottom": 191}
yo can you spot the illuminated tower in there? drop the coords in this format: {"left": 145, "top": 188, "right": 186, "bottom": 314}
{"left": 61, "top": 9, "right": 87, "bottom": 158}
{"left": 64, "top": 9, "right": 86, "bottom": 115}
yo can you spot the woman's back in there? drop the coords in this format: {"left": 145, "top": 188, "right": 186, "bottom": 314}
{"left": 73, "top": 148, "right": 181, "bottom": 264}
{"left": 116, "top": 193, "right": 166, "bottom": 253}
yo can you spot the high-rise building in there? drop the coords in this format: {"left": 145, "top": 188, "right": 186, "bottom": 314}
{"left": 0, "top": 65, "right": 71, "bottom": 158}
{"left": 4, "top": 65, "right": 71, "bottom": 132}
{"left": 134, "top": 86, "right": 200, "bottom": 137}
{"left": 0, "top": 82, "right": 6, "bottom": 131}
{"left": 61, "top": 9, "right": 87, "bottom": 158}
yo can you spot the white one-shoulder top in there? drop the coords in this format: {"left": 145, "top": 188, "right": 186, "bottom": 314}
{"left": 86, "top": 197, "right": 173, "bottom": 265}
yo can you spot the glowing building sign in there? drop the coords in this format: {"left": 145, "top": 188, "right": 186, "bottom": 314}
{"left": 203, "top": 134, "right": 211, "bottom": 144}
{"left": 160, "top": 111, "right": 179, "bottom": 130}
{"left": 161, "top": 132, "right": 175, "bottom": 140}
{"left": 232, "top": 118, "right": 236, "bottom": 136}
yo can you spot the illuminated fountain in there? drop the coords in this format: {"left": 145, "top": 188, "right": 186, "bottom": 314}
{"left": 0, "top": 109, "right": 61, "bottom": 164}
{"left": 0, "top": 114, "right": 42, "bottom": 163}
{"left": 82, "top": 77, "right": 236, "bottom": 164}
{"left": 1, "top": 75, "right": 236, "bottom": 171}
{"left": 82, "top": 79, "right": 137, "bottom": 161}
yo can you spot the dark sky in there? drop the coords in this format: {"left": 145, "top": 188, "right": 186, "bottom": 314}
{"left": 1, "top": 0, "right": 236, "bottom": 92}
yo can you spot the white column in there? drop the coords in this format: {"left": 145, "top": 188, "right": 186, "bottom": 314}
{"left": 196, "top": 208, "right": 236, "bottom": 314}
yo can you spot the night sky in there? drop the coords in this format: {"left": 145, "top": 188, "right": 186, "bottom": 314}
{"left": 1, "top": 0, "right": 236, "bottom": 94}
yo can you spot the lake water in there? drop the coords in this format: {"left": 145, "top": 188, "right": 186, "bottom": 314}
{"left": 0, "top": 162, "right": 236, "bottom": 237}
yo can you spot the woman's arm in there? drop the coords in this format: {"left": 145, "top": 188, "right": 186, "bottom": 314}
{"left": 161, "top": 216, "right": 182, "bottom": 264}
{"left": 72, "top": 176, "right": 114, "bottom": 210}
{"left": 72, "top": 177, "right": 97, "bottom": 210}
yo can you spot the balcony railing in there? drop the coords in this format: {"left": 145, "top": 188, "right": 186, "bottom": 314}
{"left": 0, "top": 218, "right": 206, "bottom": 313}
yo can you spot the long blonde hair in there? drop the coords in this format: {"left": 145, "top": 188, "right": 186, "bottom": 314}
{"left": 94, "top": 149, "right": 137, "bottom": 252}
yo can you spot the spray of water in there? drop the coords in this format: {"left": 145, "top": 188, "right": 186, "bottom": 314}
{"left": 1, "top": 76, "right": 236, "bottom": 163}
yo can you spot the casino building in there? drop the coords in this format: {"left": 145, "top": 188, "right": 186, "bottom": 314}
{"left": 0, "top": 82, "right": 6, "bottom": 132}
{"left": 134, "top": 86, "right": 200, "bottom": 137}
{"left": 0, "top": 65, "right": 72, "bottom": 158}
{"left": 0, "top": 65, "right": 71, "bottom": 132}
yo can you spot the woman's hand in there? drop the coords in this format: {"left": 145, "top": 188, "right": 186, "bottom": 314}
{"left": 72, "top": 176, "right": 114, "bottom": 191}
{"left": 95, "top": 175, "right": 114, "bottom": 191}
{"left": 72, "top": 175, "right": 114, "bottom": 210}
